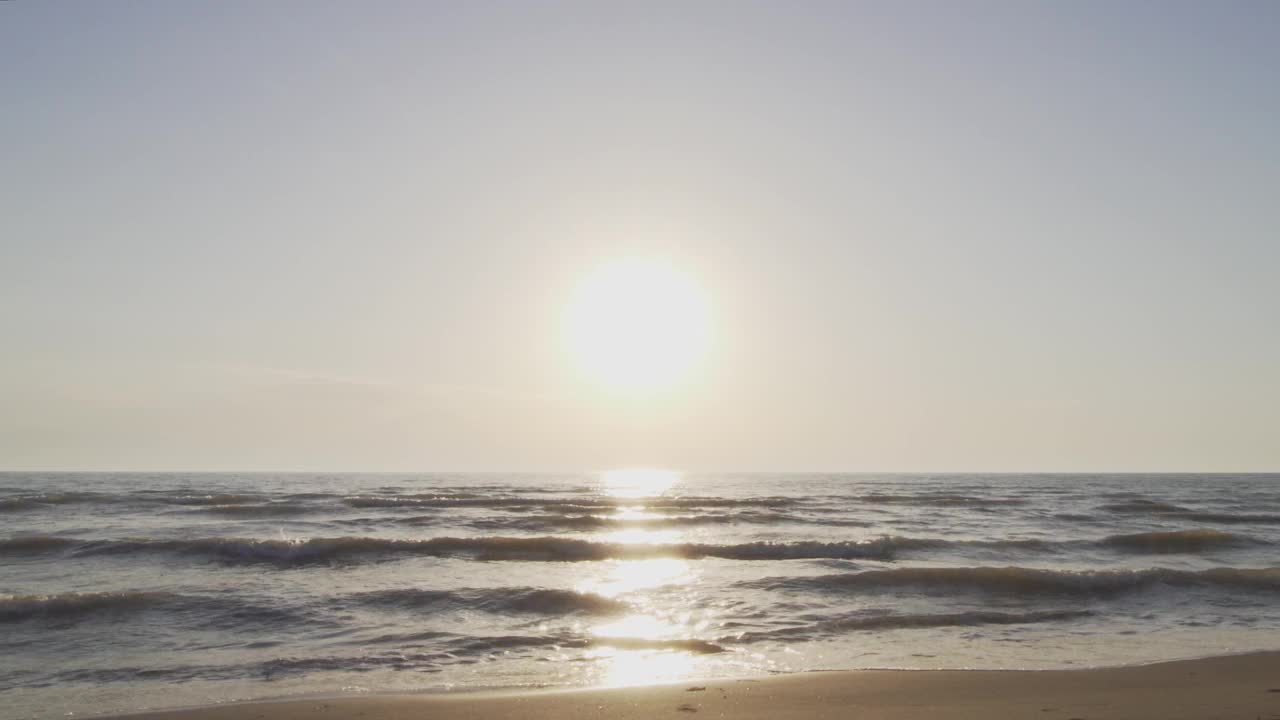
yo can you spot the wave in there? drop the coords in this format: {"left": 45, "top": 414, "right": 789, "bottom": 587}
{"left": 54, "top": 631, "right": 727, "bottom": 687}
{"left": 1164, "top": 511, "right": 1280, "bottom": 525}
{"left": 1096, "top": 499, "right": 1280, "bottom": 525}
{"left": 0, "top": 591, "right": 174, "bottom": 623}
{"left": 0, "top": 536, "right": 76, "bottom": 555}
{"left": 451, "top": 633, "right": 724, "bottom": 654}
{"left": 53, "top": 663, "right": 247, "bottom": 686}
{"left": 1100, "top": 500, "right": 1191, "bottom": 514}
{"left": 466, "top": 510, "right": 868, "bottom": 532}
{"left": 748, "top": 565, "right": 1280, "bottom": 597}
{"left": 282, "top": 492, "right": 343, "bottom": 501}
{"left": 0, "top": 589, "right": 332, "bottom": 631}
{"left": 0, "top": 535, "right": 925, "bottom": 565}
{"left": 1099, "top": 529, "right": 1252, "bottom": 553}
{"left": 584, "top": 636, "right": 726, "bottom": 654}
{"left": 342, "top": 495, "right": 794, "bottom": 510}
{"left": 1052, "top": 513, "right": 1099, "bottom": 522}
{"left": 349, "top": 587, "right": 628, "bottom": 615}
{"left": 8, "top": 529, "right": 1264, "bottom": 566}
{"left": 0, "top": 493, "right": 106, "bottom": 510}
{"left": 347, "top": 629, "right": 456, "bottom": 646}
{"left": 852, "top": 494, "right": 1028, "bottom": 507}
{"left": 155, "top": 494, "right": 262, "bottom": 506}
{"left": 1057, "top": 508, "right": 1280, "bottom": 526}
{"left": 191, "top": 504, "right": 318, "bottom": 517}
{"left": 0, "top": 492, "right": 263, "bottom": 511}
{"left": 343, "top": 629, "right": 726, "bottom": 658}
{"left": 60, "top": 536, "right": 915, "bottom": 564}
{"left": 47, "top": 628, "right": 724, "bottom": 687}
{"left": 727, "top": 608, "right": 1092, "bottom": 642}
{"left": 279, "top": 632, "right": 727, "bottom": 676}
{"left": 1096, "top": 499, "right": 1280, "bottom": 523}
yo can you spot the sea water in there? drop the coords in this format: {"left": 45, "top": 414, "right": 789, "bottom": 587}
{"left": 2, "top": 472, "right": 1278, "bottom": 718}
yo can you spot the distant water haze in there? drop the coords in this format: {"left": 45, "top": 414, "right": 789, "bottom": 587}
{"left": 2, "top": 472, "right": 1279, "bottom": 718}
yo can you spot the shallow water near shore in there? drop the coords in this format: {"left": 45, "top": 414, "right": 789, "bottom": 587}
{"left": 2, "top": 472, "right": 1278, "bottom": 719}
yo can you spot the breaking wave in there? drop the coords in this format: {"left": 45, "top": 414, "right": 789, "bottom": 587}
{"left": 1165, "top": 511, "right": 1280, "bottom": 524}
{"left": 7, "top": 529, "right": 1265, "bottom": 566}
{"left": 466, "top": 510, "right": 870, "bottom": 532}
{"left": 0, "top": 591, "right": 175, "bottom": 623}
{"left": 1099, "top": 529, "right": 1253, "bottom": 553}
{"left": 321, "top": 631, "right": 726, "bottom": 659}
{"left": 852, "top": 494, "right": 1028, "bottom": 507}
{"left": 748, "top": 565, "right": 1280, "bottom": 597}
{"left": 7, "top": 535, "right": 1065, "bottom": 565}
{"left": 57, "top": 536, "right": 916, "bottom": 564}
{"left": 1092, "top": 500, "right": 1280, "bottom": 525}
{"left": 190, "top": 504, "right": 319, "bottom": 517}
{"left": 0, "top": 493, "right": 106, "bottom": 510}
{"left": 728, "top": 608, "right": 1092, "bottom": 642}
{"left": 0, "top": 536, "right": 76, "bottom": 555}
{"left": 585, "top": 636, "right": 726, "bottom": 654}
{"left": 155, "top": 494, "right": 262, "bottom": 506}
{"left": 349, "top": 587, "right": 629, "bottom": 615}
{"left": 1100, "top": 500, "right": 1190, "bottom": 514}
{"left": 0, "top": 590, "right": 333, "bottom": 631}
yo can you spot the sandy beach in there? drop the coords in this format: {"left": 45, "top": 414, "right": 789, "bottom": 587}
{"left": 114, "top": 652, "right": 1280, "bottom": 720}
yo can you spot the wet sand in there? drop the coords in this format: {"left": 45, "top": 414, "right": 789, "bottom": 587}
{"left": 112, "top": 651, "right": 1280, "bottom": 720}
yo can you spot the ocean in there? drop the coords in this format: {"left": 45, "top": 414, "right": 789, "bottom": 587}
{"left": 1, "top": 472, "right": 1278, "bottom": 719}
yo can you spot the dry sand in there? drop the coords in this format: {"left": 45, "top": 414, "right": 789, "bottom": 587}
{"left": 115, "top": 652, "right": 1280, "bottom": 720}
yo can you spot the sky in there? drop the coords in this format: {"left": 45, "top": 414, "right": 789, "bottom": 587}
{"left": 2, "top": 1, "right": 1278, "bottom": 472}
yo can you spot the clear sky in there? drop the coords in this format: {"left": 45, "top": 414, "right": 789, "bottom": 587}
{"left": 2, "top": 1, "right": 1278, "bottom": 472}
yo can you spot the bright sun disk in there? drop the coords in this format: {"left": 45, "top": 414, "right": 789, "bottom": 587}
{"left": 563, "top": 259, "right": 711, "bottom": 392}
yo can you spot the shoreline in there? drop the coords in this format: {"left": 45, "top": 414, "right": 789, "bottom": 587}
{"left": 103, "top": 650, "right": 1280, "bottom": 720}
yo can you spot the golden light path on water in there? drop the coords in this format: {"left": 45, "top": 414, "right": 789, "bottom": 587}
{"left": 573, "top": 469, "right": 711, "bottom": 687}
{"left": 598, "top": 468, "right": 679, "bottom": 498}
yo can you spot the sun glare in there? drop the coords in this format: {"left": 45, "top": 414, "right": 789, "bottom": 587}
{"left": 601, "top": 468, "right": 680, "bottom": 498}
{"left": 586, "top": 647, "right": 699, "bottom": 688}
{"left": 563, "top": 259, "right": 711, "bottom": 393}
{"left": 577, "top": 558, "right": 693, "bottom": 598}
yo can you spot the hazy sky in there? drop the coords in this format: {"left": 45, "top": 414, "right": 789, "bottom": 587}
{"left": 3, "top": 1, "right": 1278, "bottom": 472}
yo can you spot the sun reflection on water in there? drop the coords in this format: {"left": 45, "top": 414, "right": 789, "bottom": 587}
{"left": 573, "top": 469, "right": 713, "bottom": 686}
{"left": 585, "top": 647, "right": 700, "bottom": 687}
{"left": 601, "top": 527, "right": 683, "bottom": 545}
{"left": 610, "top": 506, "right": 665, "bottom": 521}
{"left": 601, "top": 468, "right": 680, "bottom": 498}
{"left": 577, "top": 557, "right": 692, "bottom": 597}
{"left": 585, "top": 612, "right": 716, "bottom": 687}
{"left": 593, "top": 613, "right": 678, "bottom": 640}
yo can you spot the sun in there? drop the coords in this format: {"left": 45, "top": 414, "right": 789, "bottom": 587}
{"left": 562, "top": 259, "right": 711, "bottom": 393}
